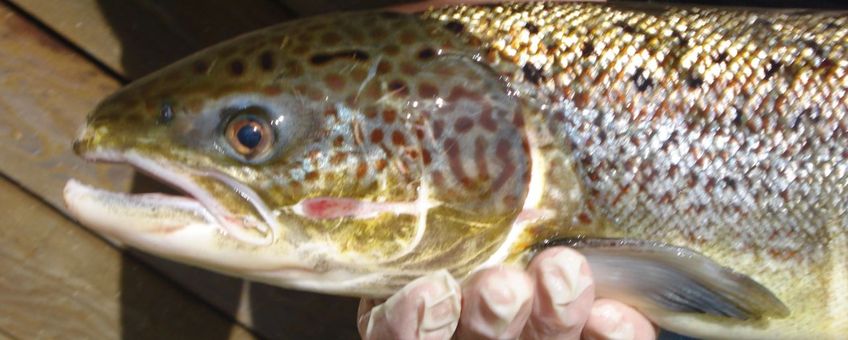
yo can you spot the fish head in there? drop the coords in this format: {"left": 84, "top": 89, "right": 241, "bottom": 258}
{"left": 65, "top": 12, "right": 533, "bottom": 296}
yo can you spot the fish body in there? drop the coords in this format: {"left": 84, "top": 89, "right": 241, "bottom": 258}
{"left": 64, "top": 2, "right": 847, "bottom": 339}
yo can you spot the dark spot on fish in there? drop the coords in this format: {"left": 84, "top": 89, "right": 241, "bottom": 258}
{"left": 192, "top": 60, "right": 208, "bottom": 74}
{"left": 801, "top": 39, "right": 824, "bottom": 57}
{"left": 229, "top": 60, "right": 245, "bottom": 76}
{"left": 159, "top": 102, "right": 174, "bottom": 124}
{"left": 309, "top": 50, "right": 369, "bottom": 65}
{"left": 522, "top": 62, "right": 544, "bottom": 85}
{"left": 791, "top": 113, "right": 803, "bottom": 131}
{"left": 807, "top": 106, "right": 822, "bottom": 123}
{"left": 825, "top": 22, "right": 839, "bottom": 30}
{"left": 714, "top": 51, "right": 728, "bottom": 63}
{"left": 581, "top": 42, "right": 594, "bottom": 57}
{"left": 615, "top": 21, "right": 636, "bottom": 34}
{"left": 671, "top": 30, "right": 688, "bottom": 46}
{"left": 525, "top": 22, "right": 539, "bottom": 34}
{"left": 820, "top": 58, "right": 835, "bottom": 69}
{"left": 764, "top": 59, "right": 781, "bottom": 80}
{"left": 388, "top": 80, "right": 409, "bottom": 96}
{"left": 444, "top": 20, "right": 464, "bottom": 33}
{"left": 723, "top": 177, "right": 737, "bottom": 190}
{"left": 686, "top": 74, "right": 704, "bottom": 89}
{"left": 418, "top": 47, "right": 436, "bottom": 60}
{"left": 754, "top": 18, "right": 773, "bottom": 27}
{"left": 259, "top": 51, "right": 274, "bottom": 71}
{"left": 631, "top": 67, "right": 653, "bottom": 92}
{"left": 732, "top": 109, "right": 744, "bottom": 127}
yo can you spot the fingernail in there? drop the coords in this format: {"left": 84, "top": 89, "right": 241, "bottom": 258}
{"left": 590, "top": 304, "right": 635, "bottom": 340}
{"left": 477, "top": 269, "right": 533, "bottom": 337}
{"left": 419, "top": 271, "right": 461, "bottom": 339}
{"left": 540, "top": 249, "right": 592, "bottom": 307}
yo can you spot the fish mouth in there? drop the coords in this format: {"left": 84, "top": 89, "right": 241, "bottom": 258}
{"left": 64, "top": 149, "right": 282, "bottom": 247}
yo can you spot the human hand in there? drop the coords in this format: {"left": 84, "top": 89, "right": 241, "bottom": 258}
{"left": 356, "top": 247, "right": 657, "bottom": 339}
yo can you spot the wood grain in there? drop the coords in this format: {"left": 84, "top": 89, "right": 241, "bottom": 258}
{"left": 12, "top": 0, "right": 295, "bottom": 78}
{"left": 0, "top": 177, "right": 258, "bottom": 340}
{"left": 0, "top": 1, "right": 133, "bottom": 212}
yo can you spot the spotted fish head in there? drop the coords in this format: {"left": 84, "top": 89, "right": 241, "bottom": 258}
{"left": 65, "top": 11, "right": 532, "bottom": 296}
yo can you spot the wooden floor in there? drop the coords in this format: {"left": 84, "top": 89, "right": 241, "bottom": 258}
{"left": 0, "top": 0, "right": 402, "bottom": 338}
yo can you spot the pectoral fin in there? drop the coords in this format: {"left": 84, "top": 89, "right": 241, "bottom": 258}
{"left": 535, "top": 238, "right": 789, "bottom": 320}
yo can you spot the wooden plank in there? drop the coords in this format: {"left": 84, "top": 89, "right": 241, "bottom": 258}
{"left": 0, "top": 2, "right": 134, "bottom": 211}
{"left": 0, "top": 2, "right": 360, "bottom": 339}
{"left": 12, "top": 0, "right": 294, "bottom": 78}
{"left": 0, "top": 177, "right": 258, "bottom": 340}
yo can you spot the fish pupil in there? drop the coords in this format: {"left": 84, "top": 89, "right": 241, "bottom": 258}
{"left": 237, "top": 123, "right": 262, "bottom": 149}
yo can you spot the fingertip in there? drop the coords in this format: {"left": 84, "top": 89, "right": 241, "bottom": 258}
{"left": 583, "top": 299, "right": 658, "bottom": 340}
{"left": 524, "top": 247, "right": 595, "bottom": 339}
{"left": 458, "top": 266, "right": 534, "bottom": 339}
{"left": 358, "top": 271, "right": 461, "bottom": 340}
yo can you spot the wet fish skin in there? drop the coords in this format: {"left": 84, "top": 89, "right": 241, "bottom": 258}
{"left": 66, "top": 2, "right": 848, "bottom": 339}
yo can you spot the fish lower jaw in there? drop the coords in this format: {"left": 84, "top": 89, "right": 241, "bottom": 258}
{"left": 74, "top": 149, "right": 279, "bottom": 245}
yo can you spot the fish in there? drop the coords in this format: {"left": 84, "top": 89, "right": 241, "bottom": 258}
{"left": 63, "top": 2, "right": 848, "bottom": 339}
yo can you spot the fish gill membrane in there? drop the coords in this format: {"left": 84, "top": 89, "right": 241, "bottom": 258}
{"left": 64, "top": 2, "right": 847, "bottom": 339}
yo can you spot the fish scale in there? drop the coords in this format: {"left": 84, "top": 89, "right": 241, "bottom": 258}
{"left": 65, "top": 2, "right": 847, "bottom": 339}
{"left": 426, "top": 2, "right": 847, "bottom": 337}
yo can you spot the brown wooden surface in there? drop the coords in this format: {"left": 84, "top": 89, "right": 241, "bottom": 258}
{"left": 12, "top": 0, "right": 295, "bottom": 79}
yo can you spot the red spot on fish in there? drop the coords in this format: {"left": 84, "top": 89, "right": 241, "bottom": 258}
{"left": 577, "top": 212, "right": 593, "bottom": 225}
{"left": 324, "top": 74, "right": 345, "bottom": 90}
{"left": 364, "top": 106, "right": 379, "bottom": 118}
{"left": 375, "top": 159, "right": 387, "bottom": 171}
{"left": 391, "top": 131, "right": 406, "bottom": 146}
{"left": 305, "top": 171, "right": 319, "bottom": 181}
{"left": 418, "top": 82, "right": 439, "bottom": 98}
{"left": 300, "top": 197, "right": 359, "bottom": 219}
{"left": 454, "top": 117, "right": 474, "bottom": 133}
{"left": 356, "top": 163, "right": 368, "bottom": 178}
{"left": 383, "top": 109, "right": 397, "bottom": 123}
{"left": 448, "top": 86, "right": 481, "bottom": 101}
{"left": 445, "top": 138, "right": 472, "bottom": 188}
{"left": 377, "top": 60, "right": 392, "bottom": 74}
{"left": 422, "top": 149, "right": 432, "bottom": 165}
{"left": 479, "top": 107, "right": 498, "bottom": 132}
{"left": 330, "top": 152, "right": 347, "bottom": 164}
{"left": 474, "top": 137, "right": 490, "bottom": 181}
{"left": 512, "top": 110, "right": 525, "bottom": 128}
{"left": 370, "top": 129, "right": 384, "bottom": 143}
{"left": 490, "top": 139, "right": 516, "bottom": 193}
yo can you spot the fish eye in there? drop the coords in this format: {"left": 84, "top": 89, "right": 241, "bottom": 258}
{"left": 225, "top": 113, "right": 274, "bottom": 160}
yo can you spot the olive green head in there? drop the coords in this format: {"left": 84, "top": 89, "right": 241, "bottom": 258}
{"left": 68, "top": 11, "right": 534, "bottom": 296}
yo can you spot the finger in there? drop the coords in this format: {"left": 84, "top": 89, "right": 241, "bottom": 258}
{"left": 522, "top": 247, "right": 594, "bottom": 340}
{"left": 456, "top": 266, "right": 535, "bottom": 339}
{"left": 582, "top": 299, "right": 658, "bottom": 340}
{"left": 358, "top": 270, "right": 462, "bottom": 340}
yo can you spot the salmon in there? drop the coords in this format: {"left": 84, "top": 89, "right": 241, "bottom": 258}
{"left": 64, "top": 3, "right": 847, "bottom": 338}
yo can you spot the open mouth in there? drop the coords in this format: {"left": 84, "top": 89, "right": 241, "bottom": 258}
{"left": 64, "top": 149, "right": 280, "bottom": 246}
